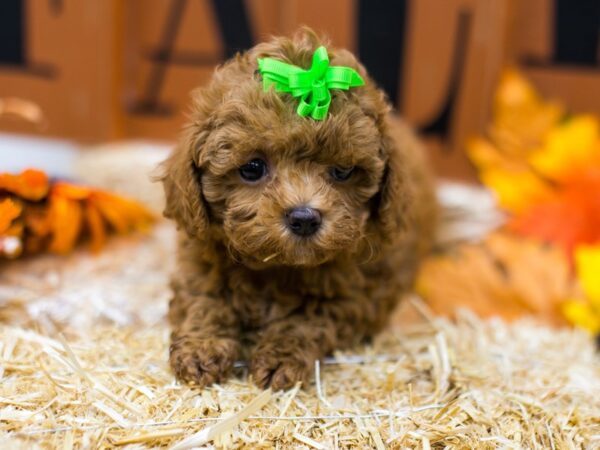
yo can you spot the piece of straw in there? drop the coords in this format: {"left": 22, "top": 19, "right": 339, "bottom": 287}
{"left": 169, "top": 389, "right": 272, "bottom": 450}
{"left": 293, "top": 432, "right": 328, "bottom": 449}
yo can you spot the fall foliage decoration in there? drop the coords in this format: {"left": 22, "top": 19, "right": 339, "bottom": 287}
{"left": 417, "top": 231, "right": 572, "bottom": 325}
{"left": 0, "top": 168, "right": 155, "bottom": 259}
{"left": 418, "top": 70, "right": 600, "bottom": 333}
{"left": 467, "top": 69, "right": 600, "bottom": 257}
{"left": 463, "top": 69, "right": 600, "bottom": 333}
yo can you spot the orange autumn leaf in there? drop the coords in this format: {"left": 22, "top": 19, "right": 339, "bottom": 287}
{"left": 23, "top": 234, "right": 48, "bottom": 255}
{"left": 22, "top": 203, "right": 53, "bottom": 237}
{"left": 0, "top": 168, "right": 49, "bottom": 201}
{"left": 509, "top": 170, "right": 600, "bottom": 257}
{"left": 52, "top": 182, "right": 153, "bottom": 251}
{"left": 491, "top": 68, "right": 564, "bottom": 150}
{"left": 478, "top": 169, "right": 552, "bottom": 215}
{"left": 417, "top": 232, "right": 571, "bottom": 325}
{"left": 467, "top": 137, "right": 525, "bottom": 172}
{"left": 91, "top": 191, "right": 155, "bottom": 234}
{"left": 47, "top": 194, "right": 83, "bottom": 254}
{"left": 47, "top": 188, "right": 153, "bottom": 254}
{"left": 529, "top": 115, "right": 600, "bottom": 181}
{"left": 51, "top": 181, "right": 93, "bottom": 200}
{"left": 84, "top": 202, "right": 107, "bottom": 253}
{"left": 468, "top": 69, "right": 565, "bottom": 178}
{"left": 0, "top": 198, "right": 22, "bottom": 234}
{"left": 92, "top": 193, "right": 133, "bottom": 234}
{"left": 4, "top": 221, "right": 24, "bottom": 239}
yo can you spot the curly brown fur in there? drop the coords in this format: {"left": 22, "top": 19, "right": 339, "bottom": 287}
{"left": 160, "top": 29, "right": 437, "bottom": 390}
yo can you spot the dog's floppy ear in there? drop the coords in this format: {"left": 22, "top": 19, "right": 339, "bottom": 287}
{"left": 160, "top": 128, "right": 210, "bottom": 239}
{"left": 370, "top": 129, "right": 411, "bottom": 245}
{"left": 159, "top": 51, "right": 237, "bottom": 239}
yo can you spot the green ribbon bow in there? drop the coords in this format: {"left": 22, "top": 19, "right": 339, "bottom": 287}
{"left": 257, "top": 46, "right": 365, "bottom": 120}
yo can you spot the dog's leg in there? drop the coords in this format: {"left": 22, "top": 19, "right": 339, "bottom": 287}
{"left": 250, "top": 298, "right": 387, "bottom": 390}
{"left": 169, "top": 290, "right": 240, "bottom": 387}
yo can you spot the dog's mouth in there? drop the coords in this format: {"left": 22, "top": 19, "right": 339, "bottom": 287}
{"left": 225, "top": 227, "right": 340, "bottom": 269}
{"left": 238, "top": 240, "right": 336, "bottom": 269}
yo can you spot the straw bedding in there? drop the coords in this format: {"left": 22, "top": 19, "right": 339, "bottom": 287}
{"left": 1, "top": 148, "right": 599, "bottom": 449}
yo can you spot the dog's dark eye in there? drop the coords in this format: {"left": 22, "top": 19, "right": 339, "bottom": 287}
{"left": 329, "top": 166, "right": 355, "bottom": 181}
{"left": 239, "top": 158, "right": 267, "bottom": 182}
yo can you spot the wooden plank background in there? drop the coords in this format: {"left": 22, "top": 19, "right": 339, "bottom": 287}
{"left": 1, "top": 0, "right": 599, "bottom": 180}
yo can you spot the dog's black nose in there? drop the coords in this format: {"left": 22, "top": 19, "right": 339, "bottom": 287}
{"left": 285, "top": 207, "right": 322, "bottom": 237}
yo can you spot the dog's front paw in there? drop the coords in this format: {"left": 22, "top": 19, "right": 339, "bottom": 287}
{"left": 250, "top": 340, "right": 315, "bottom": 390}
{"left": 169, "top": 335, "right": 239, "bottom": 387}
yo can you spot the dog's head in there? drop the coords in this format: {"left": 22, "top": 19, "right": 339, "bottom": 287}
{"left": 161, "top": 29, "right": 410, "bottom": 268}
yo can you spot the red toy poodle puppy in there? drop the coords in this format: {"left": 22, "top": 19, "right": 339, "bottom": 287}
{"left": 160, "top": 29, "right": 437, "bottom": 390}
